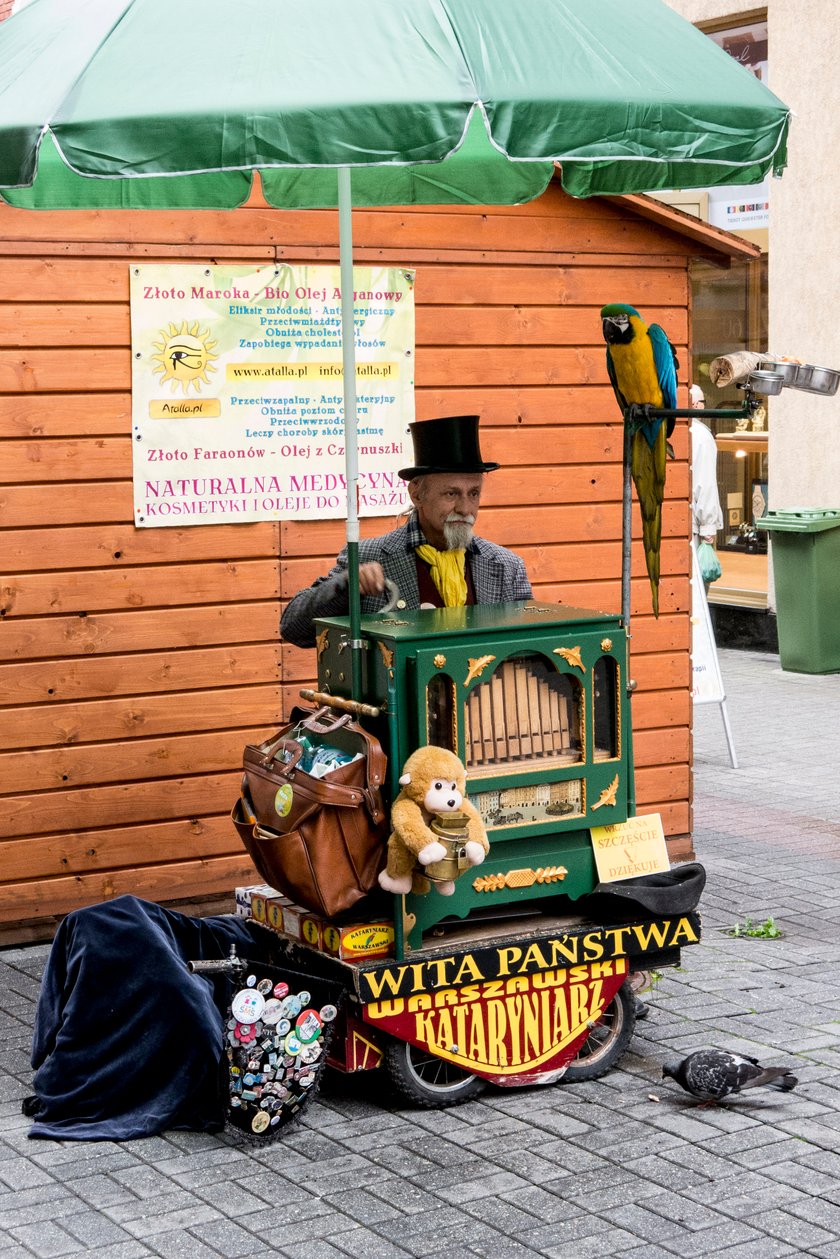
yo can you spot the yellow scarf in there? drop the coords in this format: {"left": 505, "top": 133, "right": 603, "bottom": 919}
{"left": 415, "top": 544, "right": 467, "bottom": 607}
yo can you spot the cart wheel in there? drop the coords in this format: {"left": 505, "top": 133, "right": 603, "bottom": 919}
{"left": 383, "top": 1039, "right": 486, "bottom": 1108}
{"left": 560, "top": 979, "right": 636, "bottom": 1083}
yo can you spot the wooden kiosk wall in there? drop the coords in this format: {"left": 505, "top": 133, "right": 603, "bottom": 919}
{"left": 0, "top": 184, "right": 735, "bottom": 939}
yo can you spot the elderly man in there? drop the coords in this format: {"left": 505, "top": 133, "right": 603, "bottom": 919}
{"left": 280, "top": 414, "right": 532, "bottom": 648}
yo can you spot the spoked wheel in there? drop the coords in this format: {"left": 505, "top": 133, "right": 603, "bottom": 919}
{"left": 561, "top": 979, "right": 637, "bottom": 1083}
{"left": 383, "top": 1038, "right": 486, "bottom": 1108}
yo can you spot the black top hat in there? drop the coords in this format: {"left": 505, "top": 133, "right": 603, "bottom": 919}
{"left": 398, "top": 415, "right": 500, "bottom": 480}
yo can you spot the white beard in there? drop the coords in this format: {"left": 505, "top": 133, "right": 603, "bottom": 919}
{"left": 443, "top": 517, "right": 474, "bottom": 550}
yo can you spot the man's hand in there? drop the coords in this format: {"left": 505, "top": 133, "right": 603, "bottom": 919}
{"left": 358, "top": 562, "right": 386, "bottom": 596}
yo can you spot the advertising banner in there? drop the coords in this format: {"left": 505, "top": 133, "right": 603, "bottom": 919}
{"left": 130, "top": 263, "right": 414, "bottom": 527}
{"left": 363, "top": 959, "right": 629, "bottom": 1086}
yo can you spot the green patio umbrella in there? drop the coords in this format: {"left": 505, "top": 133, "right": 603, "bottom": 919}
{"left": 0, "top": 0, "right": 790, "bottom": 692}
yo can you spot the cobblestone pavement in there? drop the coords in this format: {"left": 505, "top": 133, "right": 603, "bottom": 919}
{"left": 3, "top": 648, "right": 840, "bottom": 1259}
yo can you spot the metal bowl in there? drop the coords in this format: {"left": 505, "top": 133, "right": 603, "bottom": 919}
{"left": 749, "top": 370, "right": 784, "bottom": 396}
{"left": 791, "top": 364, "right": 840, "bottom": 396}
{"left": 760, "top": 359, "right": 799, "bottom": 386}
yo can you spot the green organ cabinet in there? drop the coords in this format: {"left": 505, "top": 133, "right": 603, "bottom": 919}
{"left": 314, "top": 601, "right": 630, "bottom": 954}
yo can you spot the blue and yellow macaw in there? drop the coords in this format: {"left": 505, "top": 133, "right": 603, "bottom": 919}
{"left": 601, "top": 303, "right": 678, "bottom": 618}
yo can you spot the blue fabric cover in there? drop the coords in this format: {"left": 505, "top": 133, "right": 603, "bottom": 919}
{"left": 28, "top": 895, "right": 269, "bottom": 1141}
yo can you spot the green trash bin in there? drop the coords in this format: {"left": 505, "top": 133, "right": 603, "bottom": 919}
{"left": 756, "top": 509, "right": 840, "bottom": 673}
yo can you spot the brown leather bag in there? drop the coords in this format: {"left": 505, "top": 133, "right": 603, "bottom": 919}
{"left": 233, "top": 706, "right": 388, "bottom": 918}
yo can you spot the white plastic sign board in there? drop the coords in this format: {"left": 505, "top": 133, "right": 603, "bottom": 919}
{"left": 691, "top": 544, "right": 725, "bottom": 705}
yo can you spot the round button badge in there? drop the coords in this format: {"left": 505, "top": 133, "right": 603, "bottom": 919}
{"left": 231, "top": 988, "right": 266, "bottom": 1024}
{"left": 284, "top": 1031, "right": 303, "bottom": 1057}
{"left": 262, "top": 998, "right": 283, "bottom": 1025}
{"left": 280, "top": 995, "right": 302, "bottom": 1019}
{"left": 296, "top": 1009, "right": 323, "bottom": 1044}
{"left": 251, "top": 1110, "right": 270, "bottom": 1133}
{"left": 274, "top": 783, "right": 294, "bottom": 817}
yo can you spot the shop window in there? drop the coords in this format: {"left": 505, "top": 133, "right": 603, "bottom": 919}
{"left": 691, "top": 254, "right": 769, "bottom": 608}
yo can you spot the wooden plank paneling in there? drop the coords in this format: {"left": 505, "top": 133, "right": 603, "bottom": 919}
{"left": 0, "top": 183, "right": 700, "bottom": 930}
{"left": 0, "top": 815, "right": 243, "bottom": 883}
{"left": 3, "top": 603, "right": 281, "bottom": 661}
{"left": 2, "top": 773, "right": 243, "bottom": 839}
{"left": 4, "top": 521, "right": 279, "bottom": 572}
{"left": 0, "top": 855, "right": 259, "bottom": 925}
{"left": 0, "top": 684, "right": 282, "bottom": 751}
{"left": 0, "top": 393, "right": 131, "bottom": 438}
{"left": 0, "top": 302, "right": 691, "bottom": 350}
{"left": 0, "top": 643, "right": 280, "bottom": 704}
{"left": 3, "top": 559, "right": 279, "bottom": 616}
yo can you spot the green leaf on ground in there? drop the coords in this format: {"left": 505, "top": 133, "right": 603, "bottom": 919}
{"left": 727, "top": 916, "right": 783, "bottom": 939}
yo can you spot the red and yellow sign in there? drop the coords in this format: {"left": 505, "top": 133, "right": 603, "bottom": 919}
{"left": 363, "top": 958, "right": 627, "bottom": 1085}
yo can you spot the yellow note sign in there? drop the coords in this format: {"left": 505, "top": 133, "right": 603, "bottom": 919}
{"left": 590, "top": 814, "right": 670, "bottom": 883}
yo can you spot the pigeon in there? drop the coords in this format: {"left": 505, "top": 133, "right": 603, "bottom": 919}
{"left": 663, "top": 1050, "right": 798, "bottom": 1102}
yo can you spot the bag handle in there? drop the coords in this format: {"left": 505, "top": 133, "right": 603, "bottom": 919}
{"left": 298, "top": 706, "right": 353, "bottom": 736}
{"left": 257, "top": 736, "right": 306, "bottom": 769}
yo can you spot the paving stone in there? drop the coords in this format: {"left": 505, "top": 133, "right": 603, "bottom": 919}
{"left": 656, "top": 1219, "right": 767, "bottom": 1256}
{"left": 708, "top": 1241, "right": 798, "bottom": 1259}
{"left": 61, "top": 1212, "right": 138, "bottom": 1248}
{"left": 188, "top": 1217, "right": 271, "bottom": 1256}
{"left": 323, "top": 1188, "right": 404, "bottom": 1227}
{"left": 146, "top": 1235, "right": 237, "bottom": 1259}
{"left": 495, "top": 1183, "right": 582, "bottom": 1225}
{"left": 434, "top": 1170, "right": 528, "bottom": 1205}
{"left": 116, "top": 1204, "right": 222, "bottom": 1240}
{"left": 756, "top": 1207, "right": 837, "bottom": 1247}
{"left": 598, "top": 1202, "right": 690, "bottom": 1243}
{"left": 7, "top": 1220, "right": 86, "bottom": 1257}
{"left": 328, "top": 1228, "right": 413, "bottom": 1258}
{"left": 535, "top": 1233, "right": 640, "bottom": 1259}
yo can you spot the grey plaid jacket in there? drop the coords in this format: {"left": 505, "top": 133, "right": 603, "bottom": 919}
{"left": 280, "top": 519, "right": 532, "bottom": 648}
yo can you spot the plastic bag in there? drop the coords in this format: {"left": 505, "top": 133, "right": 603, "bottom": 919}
{"left": 697, "top": 541, "right": 722, "bottom": 584}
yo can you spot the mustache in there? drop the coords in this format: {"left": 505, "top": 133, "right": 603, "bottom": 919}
{"left": 445, "top": 513, "right": 475, "bottom": 525}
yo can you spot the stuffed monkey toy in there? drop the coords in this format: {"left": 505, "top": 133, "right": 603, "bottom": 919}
{"left": 378, "top": 746, "right": 489, "bottom": 896}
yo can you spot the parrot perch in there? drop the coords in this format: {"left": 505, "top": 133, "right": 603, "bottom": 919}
{"left": 601, "top": 303, "right": 678, "bottom": 617}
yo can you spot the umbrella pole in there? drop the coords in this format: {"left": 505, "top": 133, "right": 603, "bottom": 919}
{"left": 337, "top": 167, "right": 363, "bottom": 699}
{"left": 622, "top": 416, "right": 637, "bottom": 817}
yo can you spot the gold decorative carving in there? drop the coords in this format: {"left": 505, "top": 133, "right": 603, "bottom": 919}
{"left": 433, "top": 653, "right": 447, "bottom": 668}
{"left": 601, "top": 638, "right": 613, "bottom": 652}
{"left": 591, "top": 774, "right": 620, "bottom": 810}
{"left": 315, "top": 629, "right": 329, "bottom": 662}
{"left": 473, "top": 866, "right": 568, "bottom": 893}
{"left": 377, "top": 642, "right": 394, "bottom": 669}
{"left": 553, "top": 645, "right": 585, "bottom": 673}
{"left": 464, "top": 654, "right": 496, "bottom": 685}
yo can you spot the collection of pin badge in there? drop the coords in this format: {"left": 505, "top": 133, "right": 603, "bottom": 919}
{"left": 224, "top": 969, "right": 339, "bottom": 1138}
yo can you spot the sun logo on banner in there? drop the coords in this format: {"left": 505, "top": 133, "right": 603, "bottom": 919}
{"left": 151, "top": 322, "right": 218, "bottom": 393}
